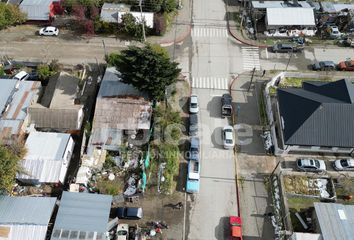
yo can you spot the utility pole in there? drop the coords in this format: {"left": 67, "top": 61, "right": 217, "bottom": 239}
{"left": 247, "top": 67, "right": 256, "bottom": 92}
{"left": 285, "top": 49, "right": 293, "bottom": 71}
{"left": 139, "top": 0, "right": 146, "bottom": 42}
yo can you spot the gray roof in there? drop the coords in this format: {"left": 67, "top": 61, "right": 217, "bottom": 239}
{"left": 0, "top": 196, "right": 56, "bottom": 224}
{"left": 314, "top": 202, "right": 354, "bottom": 240}
{"left": 19, "top": 0, "right": 54, "bottom": 20}
{"left": 100, "top": 3, "right": 129, "bottom": 22}
{"left": 99, "top": 67, "right": 148, "bottom": 99}
{"left": 320, "top": 2, "right": 336, "bottom": 13}
{"left": 252, "top": 1, "right": 312, "bottom": 9}
{"left": 277, "top": 79, "right": 354, "bottom": 148}
{"left": 0, "top": 79, "right": 17, "bottom": 116}
{"left": 266, "top": 8, "right": 315, "bottom": 26}
{"left": 51, "top": 192, "right": 112, "bottom": 240}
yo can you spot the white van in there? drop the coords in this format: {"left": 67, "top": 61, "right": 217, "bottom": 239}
{"left": 14, "top": 71, "right": 29, "bottom": 81}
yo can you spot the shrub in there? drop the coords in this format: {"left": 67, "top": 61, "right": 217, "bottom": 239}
{"left": 0, "top": 3, "right": 26, "bottom": 30}
{"left": 37, "top": 64, "right": 52, "bottom": 81}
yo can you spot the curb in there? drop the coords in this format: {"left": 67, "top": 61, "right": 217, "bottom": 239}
{"left": 159, "top": 25, "right": 192, "bottom": 47}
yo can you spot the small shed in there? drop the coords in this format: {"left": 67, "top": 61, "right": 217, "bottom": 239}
{"left": 0, "top": 196, "right": 56, "bottom": 240}
{"left": 17, "top": 131, "right": 75, "bottom": 184}
{"left": 51, "top": 192, "right": 112, "bottom": 240}
{"left": 266, "top": 8, "right": 315, "bottom": 29}
{"left": 19, "top": 0, "right": 57, "bottom": 21}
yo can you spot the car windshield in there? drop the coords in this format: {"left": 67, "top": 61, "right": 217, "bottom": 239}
{"left": 191, "top": 147, "right": 198, "bottom": 153}
{"left": 340, "top": 159, "right": 349, "bottom": 167}
{"left": 191, "top": 103, "right": 197, "bottom": 107}
{"left": 314, "top": 160, "right": 320, "bottom": 168}
{"left": 117, "top": 230, "right": 128, "bottom": 235}
{"left": 226, "top": 139, "right": 233, "bottom": 144}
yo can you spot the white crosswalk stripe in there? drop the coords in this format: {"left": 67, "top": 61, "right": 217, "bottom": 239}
{"left": 242, "top": 46, "right": 261, "bottom": 71}
{"left": 191, "top": 27, "right": 228, "bottom": 38}
{"left": 192, "top": 77, "right": 229, "bottom": 89}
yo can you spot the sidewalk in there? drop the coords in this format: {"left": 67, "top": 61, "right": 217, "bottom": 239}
{"left": 226, "top": 2, "right": 268, "bottom": 48}
{"left": 148, "top": 0, "right": 192, "bottom": 46}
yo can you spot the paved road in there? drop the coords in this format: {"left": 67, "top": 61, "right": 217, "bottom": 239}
{"left": 185, "top": 0, "right": 239, "bottom": 239}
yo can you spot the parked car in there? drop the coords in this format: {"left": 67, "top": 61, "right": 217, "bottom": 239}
{"left": 312, "top": 61, "right": 336, "bottom": 71}
{"left": 116, "top": 224, "right": 129, "bottom": 240}
{"left": 333, "top": 159, "right": 354, "bottom": 171}
{"left": 39, "top": 26, "right": 59, "bottom": 36}
{"left": 186, "top": 159, "right": 200, "bottom": 193}
{"left": 221, "top": 93, "right": 233, "bottom": 118}
{"left": 189, "top": 95, "right": 199, "bottom": 114}
{"left": 272, "top": 43, "right": 302, "bottom": 53}
{"left": 223, "top": 126, "right": 235, "bottom": 149}
{"left": 338, "top": 59, "right": 354, "bottom": 71}
{"left": 28, "top": 71, "right": 39, "bottom": 80}
{"left": 13, "top": 71, "right": 29, "bottom": 81}
{"left": 116, "top": 207, "right": 143, "bottom": 220}
{"left": 189, "top": 114, "right": 198, "bottom": 136}
{"left": 327, "top": 26, "right": 341, "bottom": 39}
{"left": 189, "top": 137, "right": 200, "bottom": 161}
{"left": 296, "top": 158, "right": 326, "bottom": 172}
{"left": 229, "top": 216, "right": 242, "bottom": 240}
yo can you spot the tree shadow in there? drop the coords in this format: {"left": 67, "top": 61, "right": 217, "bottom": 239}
{"left": 207, "top": 96, "right": 222, "bottom": 118}
{"left": 211, "top": 127, "right": 224, "bottom": 149}
{"left": 214, "top": 216, "right": 229, "bottom": 240}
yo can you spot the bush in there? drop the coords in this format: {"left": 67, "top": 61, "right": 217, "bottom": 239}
{"left": 154, "top": 14, "right": 167, "bottom": 36}
{"left": 37, "top": 64, "right": 52, "bottom": 81}
{"left": 0, "top": 3, "right": 26, "bottom": 30}
{"left": 161, "top": 0, "right": 177, "bottom": 13}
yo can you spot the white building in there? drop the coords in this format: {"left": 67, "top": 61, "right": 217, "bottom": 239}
{"left": 17, "top": 131, "right": 75, "bottom": 184}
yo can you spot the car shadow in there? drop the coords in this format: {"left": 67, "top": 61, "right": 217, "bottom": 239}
{"left": 207, "top": 96, "right": 222, "bottom": 118}
{"left": 211, "top": 127, "right": 224, "bottom": 149}
{"left": 214, "top": 216, "right": 229, "bottom": 240}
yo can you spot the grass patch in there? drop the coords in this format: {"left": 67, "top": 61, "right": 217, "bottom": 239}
{"left": 287, "top": 196, "right": 320, "bottom": 211}
{"left": 334, "top": 177, "right": 354, "bottom": 205}
{"left": 269, "top": 86, "right": 277, "bottom": 96}
{"left": 96, "top": 177, "right": 125, "bottom": 196}
{"left": 164, "top": 10, "right": 177, "bottom": 32}
{"left": 279, "top": 77, "right": 333, "bottom": 88}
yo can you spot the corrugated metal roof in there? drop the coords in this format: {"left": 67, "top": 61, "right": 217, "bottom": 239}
{"left": 0, "top": 196, "right": 56, "bottom": 224}
{"left": 51, "top": 192, "right": 112, "bottom": 240}
{"left": 252, "top": 1, "right": 312, "bottom": 9}
{"left": 99, "top": 67, "right": 147, "bottom": 99}
{"left": 333, "top": 3, "right": 354, "bottom": 12}
{"left": 0, "top": 79, "right": 17, "bottom": 116}
{"left": 266, "top": 8, "right": 315, "bottom": 26}
{"left": 0, "top": 224, "right": 49, "bottom": 240}
{"left": 314, "top": 202, "right": 354, "bottom": 240}
{"left": 19, "top": 0, "right": 53, "bottom": 20}
{"left": 321, "top": 2, "right": 336, "bottom": 13}
{"left": 100, "top": 3, "right": 154, "bottom": 28}
{"left": 16, "top": 131, "right": 73, "bottom": 183}
{"left": 278, "top": 79, "right": 354, "bottom": 148}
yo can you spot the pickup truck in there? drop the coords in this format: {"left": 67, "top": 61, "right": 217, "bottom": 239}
{"left": 186, "top": 159, "right": 200, "bottom": 193}
{"left": 230, "top": 216, "right": 243, "bottom": 240}
{"left": 221, "top": 94, "right": 233, "bottom": 118}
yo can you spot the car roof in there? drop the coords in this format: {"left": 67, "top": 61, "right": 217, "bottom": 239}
{"left": 190, "top": 137, "right": 199, "bottom": 147}
{"left": 279, "top": 43, "right": 293, "bottom": 47}
{"left": 320, "top": 61, "right": 335, "bottom": 65}
{"left": 45, "top": 26, "right": 57, "bottom": 30}
{"left": 14, "top": 70, "right": 28, "bottom": 78}
{"left": 190, "top": 114, "right": 198, "bottom": 123}
{"left": 299, "top": 159, "right": 316, "bottom": 166}
{"left": 190, "top": 95, "right": 198, "bottom": 102}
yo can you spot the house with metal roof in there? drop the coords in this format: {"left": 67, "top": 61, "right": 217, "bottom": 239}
{"left": 100, "top": 3, "right": 154, "bottom": 28}
{"left": 266, "top": 8, "right": 315, "bottom": 29}
{"left": 0, "top": 195, "right": 56, "bottom": 240}
{"left": 51, "top": 191, "right": 112, "bottom": 240}
{"left": 0, "top": 79, "right": 41, "bottom": 145}
{"left": 19, "top": 0, "right": 59, "bottom": 21}
{"left": 87, "top": 67, "right": 151, "bottom": 153}
{"left": 28, "top": 72, "right": 84, "bottom": 132}
{"left": 276, "top": 79, "right": 354, "bottom": 154}
{"left": 16, "top": 131, "right": 74, "bottom": 184}
{"left": 313, "top": 202, "right": 354, "bottom": 240}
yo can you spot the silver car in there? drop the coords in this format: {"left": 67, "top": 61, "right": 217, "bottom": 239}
{"left": 333, "top": 159, "right": 354, "bottom": 171}
{"left": 222, "top": 126, "right": 234, "bottom": 149}
{"left": 296, "top": 158, "right": 326, "bottom": 172}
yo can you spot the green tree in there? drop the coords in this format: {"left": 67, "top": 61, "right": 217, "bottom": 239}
{"left": 121, "top": 13, "right": 144, "bottom": 40}
{"left": 0, "top": 145, "right": 22, "bottom": 193}
{"left": 37, "top": 64, "right": 52, "bottom": 81}
{"left": 107, "top": 45, "right": 181, "bottom": 101}
{"left": 161, "top": 0, "right": 177, "bottom": 13}
{"left": 0, "top": 3, "right": 26, "bottom": 30}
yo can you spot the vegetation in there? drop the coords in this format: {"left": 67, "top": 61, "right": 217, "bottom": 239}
{"left": 158, "top": 143, "right": 179, "bottom": 194}
{"left": 0, "top": 3, "right": 26, "bottom": 30}
{"left": 154, "top": 104, "right": 182, "bottom": 142}
{"left": 259, "top": 88, "right": 268, "bottom": 126}
{"left": 37, "top": 59, "right": 61, "bottom": 82}
{"left": 0, "top": 144, "right": 26, "bottom": 193}
{"left": 287, "top": 197, "right": 320, "bottom": 211}
{"left": 107, "top": 45, "right": 181, "bottom": 101}
{"left": 121, "top": 13, "right": 149, "bottom": 40}
{"left": 279, "top": 77, "right": 332, "bottom": 88}
{"left": 96, "top": 177, "right": 124, "bottom": 195}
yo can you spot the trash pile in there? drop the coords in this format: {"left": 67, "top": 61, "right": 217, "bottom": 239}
{"left": 261, "top": 131, "right": 274, "bottom": 154}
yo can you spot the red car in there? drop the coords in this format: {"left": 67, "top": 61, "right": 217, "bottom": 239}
{"left": 338, "top": 60, "right": 354, "bottom": 71}
{"left": 230, "top": 216, "right": 242, "bottom": 240}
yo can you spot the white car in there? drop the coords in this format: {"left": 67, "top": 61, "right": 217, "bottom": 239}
{"left": 116, "top": 224, "right": 129, "bottom": 240}
{"left": 14, "top": 71, "right": 29, "bottom": 81}
{"left": 189, "top": 95, "right": 199, "bottom": 114}
{"left": 222, "top": 126, "right": 235, "bottom": 149}
{"left": 39, "top": 26, "right": 59, "bottom": 36}
{"left": 333, "top": 159, "right": 354, "bottom": 171}
{"left": 296, "top": 158, "right": 326, "bottom": 172}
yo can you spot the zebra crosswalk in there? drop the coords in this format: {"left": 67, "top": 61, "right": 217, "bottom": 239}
{"left": 242, "top": 46, "right": 261, "bottom": 71}
{"left": 191, "top": 27, "right": 228, "bottom": 38}
{"left": 192, "top": 77, "right": 229, "bottom": 89}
